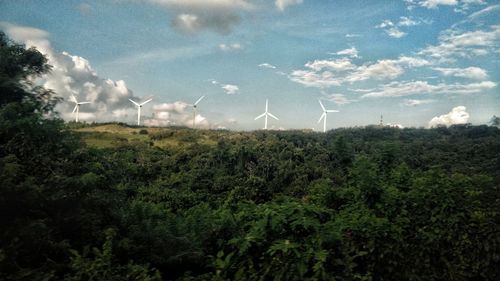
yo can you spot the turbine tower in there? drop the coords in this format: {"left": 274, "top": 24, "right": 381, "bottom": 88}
{"left": 190, "top": 95, "right": 205, "bottom": 128}
{"left": 255, "top": 99, "right": 278, "bottom": 130}
{"left": 129, "top": 98, "right": 152, "bottom": 126}
{"left": 317, "top": 99, "right": 339, "bottom": 133}
{"left": 70, "top": 94, "right": 91, "bottom": 123}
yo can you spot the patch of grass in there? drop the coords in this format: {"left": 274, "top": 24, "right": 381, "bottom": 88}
{"left": 73, "top": 124, "right": 221, "bottom": 149}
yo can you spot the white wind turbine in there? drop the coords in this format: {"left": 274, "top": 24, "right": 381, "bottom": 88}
{"left": 129, "top": 98, "right": 153, "bottom": 126}
{"left": 70, "top": 94, "right": 91, "bottom": 123}
{"left": 189, "top": 95, "right": 205, "bottom": 128}
{"left": 318, "top": 99, "right": 339, "bottom": 133}
{"left": 255, "top": 99, "right": 278, "bottom": 130}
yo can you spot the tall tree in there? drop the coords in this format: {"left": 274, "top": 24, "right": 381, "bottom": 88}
{"left": 0, "top": 31, "right": 57, "bottom": 112}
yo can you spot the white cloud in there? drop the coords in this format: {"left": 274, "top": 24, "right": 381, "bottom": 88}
{"left": 0, "top": 22, "right": 51, "bottom": 54}
{"left": 289, "top": 70, "right": 342, "bottom": 88}
{"left": 145, "top": 101, "right": 210, "bottom": 128}
{"left": 467, "top": 4, "right": 500, "bottom": 20}
{"left": 275, "top": 0, "right": 303, "bottom": 11}
{"left": 345, "top": 33, "right": 361, "bottom": 38}
{"left": 387, "top": 123, "right": 405, "bottom": 128}
{"left": 395, "top": 56, "right": 432, "bottom": 67}
{"left": 290, "top": 56, "right": 430, "bottom": 88}
{"left": 221, "top": 84, "right": 239, "bottom": 94}
{"left": 402, "top": 99, "right": 435, "bottom": 106}
{"left": 420, "top": 0, "right": 458, "bottom": 9}
{"left": 149, "top": 0, "right": 253, "bottom": 10}
{"left": 405, "top": 0, "right": 484, "bottom": 11}
{"left": 210, "top": 80, "right": 240, "bottom": 94}
{"left": 172, "top": 13, "right": 201, "bottom": 33}
{"left": 322, "top": 93, "right": 356, "bottom": 105}
{"left": 429, "top": 106, "right": 469, "bottom": 127}
{"left": 153, "top": 101, "right": 188, "bottom": 113}
{"left": 346, "top": 60, "right": 404, "bottom": 82}
{"left": 433, "top": 66, "right": 488, "bottom": 80}
{"left": 376, "top": 16, "right": 430, "bottom": 38}
{"left": 0, "top": 22, "right": 145, "bottom": 123}
{"left": 219, "top": 43, "right": 243, "bottom": 51}
{"left": 258, "top": 63, "right": 277, "bottom": 69}
{"left": 418, "top": 26, "right": 500, "bottom": 60}
{"left": 305, "top": 58, "right": 356, "bottom": 72}
{"left": 376, "top": 20, "right": 394, "bottom": 28}
{"left": 386, "top": 27, "right": 407, "bottom": 38}
{"left": 336, "top": 47, "right": 359, "bottom": 58}
{"left": 361, "top": 80, "right": 496, "bottom": 98}
{"left": 398, "top": 16, "right": 419, "bottom": 26}
{"left": 455, "top": 0, "right": 486, "bottom": 13}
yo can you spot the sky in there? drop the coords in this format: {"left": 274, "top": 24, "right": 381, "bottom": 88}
{"left": 0, "top": 0, "right": 499, "bottom": 130}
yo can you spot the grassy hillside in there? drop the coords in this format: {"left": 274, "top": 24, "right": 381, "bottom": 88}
{"left": 73, "top": 124, "right": 221, "bottom": 148}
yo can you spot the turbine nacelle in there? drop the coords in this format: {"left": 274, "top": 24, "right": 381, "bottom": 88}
{"left": 255, "top": 99, "right": 278, "bottom": 130}
{"left": 317, "top": 99, "right": 339, "bottom": 132}
{"left": 70, "top": 94, "right": 91, "bottom": 123}
{"left": 190, "top": 96, "right": 205, "bottom": 128}
{"left": 129, "top": 98, "right": 153, "bottom": 126}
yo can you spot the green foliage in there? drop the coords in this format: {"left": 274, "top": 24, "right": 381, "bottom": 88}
{"left": 215, "top": 200, "right": 333, "bottom": 281}
{"left": 0, "top": 31, "right": 58, "bottom": 112}
{"left": 65, "top": 229, "right": 161, "bottom": 281}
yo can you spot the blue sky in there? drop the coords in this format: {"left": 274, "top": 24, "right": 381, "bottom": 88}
{"left": 0, "top": 0, "right": 499, "bottom": 130}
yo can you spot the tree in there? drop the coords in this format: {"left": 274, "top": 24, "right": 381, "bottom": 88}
{"left": 0, "top": 31, "right": 58, "bottom": 112}
{"left": 489, "top": 115, "right": 500, "bottom": 127}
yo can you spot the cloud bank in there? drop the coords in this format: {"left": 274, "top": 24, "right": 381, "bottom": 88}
{"left": 361, "top": 80, "right": 496, "bottom": 98}
{"left": 144, "top": 101, "right": 210, "bottom": 128}
{"left": 0, "top": 22, "right": 144, "bottom": 123}
{"left": 289, "top": 55, "right": 430, "bottom": 88}
{"left": 429, "top": 106, "right": 470, "bottom": 127}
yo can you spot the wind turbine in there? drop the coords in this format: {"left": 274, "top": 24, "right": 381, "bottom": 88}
{"left": 70, "top": 94, "right": 91, "bottom": 123}
{"left": 255, "top": 99, "right": 279, "bottom": 130}
{"left": 317, "top": 99, "right": 339, "bottom": 132}
{"left": 189, "top": 95, "right": 205, "bottom": 128}
{"left": 129, "top": 98, "right": 153, "bottom": 126}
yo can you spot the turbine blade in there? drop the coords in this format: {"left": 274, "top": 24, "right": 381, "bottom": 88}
{"left": 318, "top": 99, "right": 325, "bottom": 111}
{"left": 129, "top": 99, "right": 139, "bottom": 106}
{"left": 268, "top": 112, "right": 279, "bottom": 120}
{"left": 326, "top": 110, "right": 339, "bottom": 113}
{"left": 72, "top": 105, "right": 78, "bottom": 113}
{"left": 140, "top": 98, "right": 153, "bottom": 106}
{"left": 317, "top": 112, "right": 326, "bottom": 123}
{"left": 194, "top": 95, "right": 205, "bottom": 106}
{"left": 254, "top": 113, "right": 266, "bottom": 120}
{"left": 78, "top": 102, "right": 91, "bottom": 105}
{"left": 70, "top": 94, "right": 78, "bottom": 103}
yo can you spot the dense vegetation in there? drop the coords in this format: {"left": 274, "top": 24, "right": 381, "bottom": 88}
{"left": 1, "top": 32, "right": 499, "bottom": 281}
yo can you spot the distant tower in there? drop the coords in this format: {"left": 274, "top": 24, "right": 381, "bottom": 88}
{"left": 379, "top": 114, "right": 384, "bottom": 127}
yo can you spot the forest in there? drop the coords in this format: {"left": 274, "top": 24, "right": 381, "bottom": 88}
{"left": 1, "top": 32, "right": 500, "bottom": 281}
